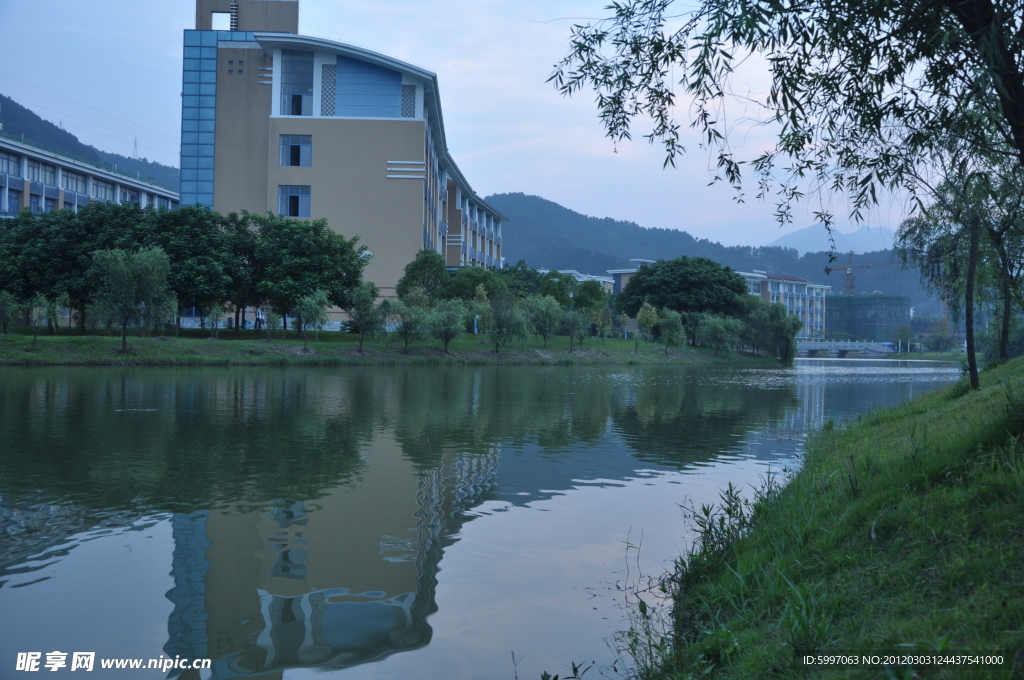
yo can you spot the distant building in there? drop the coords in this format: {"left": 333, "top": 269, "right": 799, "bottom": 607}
{"left": 181, "top": 0, "right": 505, "bottom": 306}
{"left": 826, "top": 293, "right": 911, "bottom": 342}
{"left": 0, "top": 134, "right": 178, "bottom": 217}
{"left": 738, "top": 270, "right": 830, "bottom": 338}
{"left": 540, "top": 269, "right": 614, "bottom": 293}
{"left": 607, "top": 259, "right": 655, "bottom": 294}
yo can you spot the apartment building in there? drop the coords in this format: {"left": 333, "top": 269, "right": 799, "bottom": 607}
{"left": 738, "top": 270, "right": 830, "bottom": 338}
{"left": 182, "top": 0, "right": 505, "bottom": 303}
{"left": 0, "top": 134, "right": 178, "bottom": 217}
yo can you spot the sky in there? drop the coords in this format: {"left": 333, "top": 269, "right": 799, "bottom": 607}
{"left": 0, "top": 0, "right": 910, "bottom": 247}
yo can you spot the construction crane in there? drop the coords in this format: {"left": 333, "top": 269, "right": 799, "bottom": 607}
{"left": 831, "top": 251, "right": 898, "bottom": 295}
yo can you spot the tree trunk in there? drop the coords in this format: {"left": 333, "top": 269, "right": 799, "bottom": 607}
{"left": 359, "top": 330, "right": 365, "bottom": 349}
{"left": 176, "top": 311, "right": 181, "bottom": 337}
{"left": 235, "top": 307, "right": 242, "bottom": 336}
{"left": 1001, "top": 270, "right": 1012, "bottom": 361}
{"left": 121, "top": 318, "right": 128, "bottom": 353}
{"left": 965, "top": 212, "right": 981, "bottom": 389}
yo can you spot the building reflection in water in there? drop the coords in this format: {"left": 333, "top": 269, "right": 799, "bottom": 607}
{"left": 164, "top": 441, "right": 500, "bottom": 679}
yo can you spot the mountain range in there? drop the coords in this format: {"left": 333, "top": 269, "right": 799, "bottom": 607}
{"left": 767, "top": 224, "right": 896, "bottom": 255}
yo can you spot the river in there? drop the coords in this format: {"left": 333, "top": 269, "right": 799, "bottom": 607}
{"left": 0, "top": 359, "right": 958, "bottom": 679}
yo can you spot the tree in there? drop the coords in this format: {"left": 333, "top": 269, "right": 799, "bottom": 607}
{"left": 593, "top": 305, "right": 613, "bottom": 341}
{"left": 524, "top": 295, "right": 563, "bottom": 347}
{"left": 294, "top": 290, "right": 330, "bottom": 348}
{"left": 26, "top": 293, "right": 47, "bottom": 351}
{"left": 387, "top": 299, "right": 427, "bottom": 353}
{"left": 396, "top": 249, "right": 448, "bottom": 301}
{"left": 894, "top": 325, "right": 915, "bottom": 352}
{"left": 0, "top": 290, "right": 16, "bottom": 334}
{"left": 539, "top": 271, "right": 577, "bottom": 307}
{"left": 441, "top": 266, "right": 508, "bottom": 302}
{"left": 497, "top": 260, "right": 543, "bottom": 297}
{"left": 490, "top": 295, "right": 530, "bottom": 355}
{"left": 696, "top": 314, "right": 744, "bottom": 354}
{"left": 254, "top": 214, "right": 365, "bottom": 323}
{"left": 428, "top": 299, "right": 468, "bottom": 353}
{"left": 346, "top": 281, "right": 382, "bottom": 349}
{"left": 636, "top": 301, "right": 659, "bottom": 350}
{"left": 224, "top": 212, "right": 263, "bottom": 337}
{"left": 616, "top": 312, "right": 630, "bottom": 340}
{"left": 551, "top": 0, "right": 1024, "bottom": 235}
{"left": 618, "top": 258, "right": 746, "bottom": 318}
{"left": 563, "top": 308, "right": 586, "bottom": 353}
{"left": 90, "top": 247, "right": 172, "bottom": 353}
{"left": 574, "top": 279, "right": 608, "bottom": 312}
{"left": 658, "top": 308, "right": 685, "bottom": 355}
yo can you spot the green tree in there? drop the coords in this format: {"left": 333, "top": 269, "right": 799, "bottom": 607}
{"left": 696, "top": 314, "right": 744, "bottom": 354}
{"left": 441, "top": 266, "right": 508, "bottom": 301}
{"left": 223, "top": 212, "right": 263, "bottom": 337}
{"left": 90, "top": 247, "right": 172, "bottom": 353}
{"left": 616, "top": 312, "right": 630, "bottom": 340}
{"left": 489, "top": 295, "right": 530, "bottom": 355}
{"left": 26, "top": 293, "right": 48, "bottom": 350}
{"left": 658, "top": 308, "right": 685, "bottom": 355}
{"left": 636, "top": 301, "right": 658, "bottom": 349}
{"left": 428, "top": 299, "right": 468, "bottom": 353}
{"left": 346, "top": 281, "right": 382, "bottom": 349}
{"left": 563, "top": 308, "right": 587, "bottom": 353}
{"left": 524, "top": 295, "right": 563, "bottom": 347}
{"left": 539, "top": 271, "right": 577, "bottom": 307}
{"left": 593, "top": 305, "right": 613, "bottom": 342}
{"left": 618, "top": 257, "right": 746, "bottom": 318}
{"left": 253, "top": 214, "right": 365, "bottom": 324}
{"left": 387, "top": 299, "right": 427, "bottom": 353}
{"left": 294, "top": 290, "right": 330, "bottom": 348}
{"left": 893, "top": 325, "right": 915, "bottom": 352}
{"left": 574, "top": 279, "right": 608, "bottom": 312}
{"left": 0, "top": 290, "right": 16, "bottom": 334}
{"left": 551, "top": 0, "right": 1024, "bottom": 233}
{"left": 496, "top": 260, "right": 543, "bottom": 297}
{"left": 396, "top": 249, "right": 448, "bottom": 301}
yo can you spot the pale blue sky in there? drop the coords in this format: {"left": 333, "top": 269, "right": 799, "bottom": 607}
{"left": 0, "top": 0, "right": 904, "bottom": 246}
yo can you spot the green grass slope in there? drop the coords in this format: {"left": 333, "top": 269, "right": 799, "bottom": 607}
{"left": 657, "top": 359, "right": 1024, "bottom": 678}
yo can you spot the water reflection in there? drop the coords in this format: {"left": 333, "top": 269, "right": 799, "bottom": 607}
{"left": 0, "top": 362, "right": 957, "bottom": 678}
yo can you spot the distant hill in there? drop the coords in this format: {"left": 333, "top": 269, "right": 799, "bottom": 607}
{"left": 768, "top": 224, "right": 895, "bottom": 255}
{"left": 0, "top": 94, "right": 179, "bottom": 190}
{"left": 485, "top": 192, "right": 940, "bottom": 316}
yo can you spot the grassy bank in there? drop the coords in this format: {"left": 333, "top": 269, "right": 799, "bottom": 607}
{"left": 651, "top": 358, "right": 1024, "bottom": 678}
{"left": 0, "top": 329, "right": 777, "bottom": 367}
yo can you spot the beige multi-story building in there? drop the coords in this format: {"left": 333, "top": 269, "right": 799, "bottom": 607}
{"left": 181, "top": 0, "right": 505, "bottom": 307}
{"left": 738, "top": 270, "right": 830, "bottom": 338}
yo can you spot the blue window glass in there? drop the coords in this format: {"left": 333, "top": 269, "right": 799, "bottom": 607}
{"left": 180, "top": 169, "right": 198, "bottom": 181}
{"left": 183, "top": 71, "right": 201, "bottom": 83}
{"left": 181, "top": 156, "right": 198, "bottom": 168}
{"left": 197, "top": 193, "right": 213, "bottom": 204}
{"left": 278, "top": 185, "right": 311, "bottom": 217}
{"left": 200, "top": 47, "right": 217, "bottom": 59}
{"left": 183, "top": 84, "right": 201, "bottom": 95}
{"left": 180, "top": 193, "right": 197, "bottom": 205}
{"left": 200, "top": 32, "right": 217, "bottom": 47}
{"left": 182, "top": 132, "right": 199, "bottom": 144}
{"left": 200, "top": 59, "right": 217, "bottom": 71}
{"left": 199, "top": 96, "right": 216, "bottom": 107}
{"left": 197, "top": 169, "right": 214, "bottom": 181}
{"left": 198, "top": 157, "right": 214, "bottom": 169}
{"left": 200, "top": 72, "right": 216, "bottom": 83}
{"left": 182, "top": 108, "right": 200, "bottom": 120}
{"left": 182, "top": 120, "right": 200, "bottom": 132}
{"left": 184, "top": 46, "right": 202, "bottom": 58}
{"left": 199, "top": 84, "right": 216, "bottom": 95}
{"left": 197, "top": 181, "right": 214, "bottom": 193}
{"left": 279, "top": 135, "right": 312, "bottom": 166}
{"left": 180, "top": 181, "right": 198, "bottom": 193}
{"left": 183, "top": 96, "right": 200, "bottom": 107}
{"left": 198, "top": 144, "right": 214, "bottom": 156}
{"left": 198, "top": 120, "right": 216, "bottom": 132}
{"left": 334, "top": 55, "right": 401, "bottom": 117}
{"left": 184, "top": 59, "right": 201, "bottom": 71}
{"left": 197, "top": 132, "right": 215, "bottom": 144}
{"left": 184, "top": 31, "right": 201, "bottom": 47}
{"left": 217, "top": 31, "right": 232, "bottom": 41}
{"left": 182, "top": 145, "right": 199, "bottom": 156}
{"left": 280, "top": 50, "right": 314, "bottom": 115}
{"left": 199, "top": 109, "right": 216, "bottom": 120}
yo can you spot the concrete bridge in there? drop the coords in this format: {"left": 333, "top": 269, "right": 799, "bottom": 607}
{"left": 797, "top": 340, "right": 894, "bottom": 358}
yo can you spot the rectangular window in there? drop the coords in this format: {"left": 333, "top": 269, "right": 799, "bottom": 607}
{"left": 7, "top": 189, "right": 21, "bottom": 212}
{"left": 27, "top": 160, "right": 41, "bottom": 182}
{"left": 279, "top": 135, "right": 312, "bottom": 166}
{"left": 41, "top": 164, "right": 56, "bottom": 186}
{"left": 30, "top": 193, "right": 42, "bottom": 213}
{"left": 92, "top": 179, "right": 115, "bottom": 202}
{"left": 0, "top": 151, "right": 19, "bottom": 176}
{"left": 120, "top": 187, "right": 140, "bottom": 204}
{"left": 278, "top": 185, "right": 311, "bottom": 217}
{"left": 62, "top": 170, "right": 87, "bottom": 194}
{"left": 280, "top": 50, "right": 313, "bottom": 116}
{"left": 64, "top": 201, "right": 75, "bottom": 211}
{"left": 44, "top": 197, "right": 56, "bottom": 212}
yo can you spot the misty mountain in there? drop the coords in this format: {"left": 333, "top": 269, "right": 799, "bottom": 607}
{"left": 485, "top": 192, "right": 941, "bottom": 316}
{"left": 0, "top": 94, "right": 179, "bottom": 190}
{"left": 767, "top": 224, "right": 895, "bottom": 255}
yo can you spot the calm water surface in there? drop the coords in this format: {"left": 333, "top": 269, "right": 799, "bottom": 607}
{"left": 0, "top": 359, "right": 958, "bottom": 679}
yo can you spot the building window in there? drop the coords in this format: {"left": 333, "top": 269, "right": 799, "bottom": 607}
{"left": 42, "top": 164, "right": 56, "bottom": 186}
{"left": 278, "top": 185, "right": 310, "bottom": 217}
{"left": 279, "top": 135, "right": 312, "bottom": 166}
{"left": 7, "top": 189, "right": 21, "bottom": 212}
{"left": 0, "top": 151, "right": 19, "bottom": 176}
{"left": 280, "top": 50, "right": 313, "bottom": 116}
{"left": 44, "top": 197, "right": 57, "bottom": 212}
{"left": 120, "top": 187, "right": 140, "bottom": 204}
{"left": 27, "top": 160, "right": 41, "bottom": 182}
{"left": 92, "top": 179, "right": 115, "bottom": 202}
{"left": 30, "top": 194, "right": 42, "bottom": 213}
{"left": 62, "top": 170, "right": 87, "bottom": 194}
{"left": 64, "top": 202, "right": 75, "bottom": 212}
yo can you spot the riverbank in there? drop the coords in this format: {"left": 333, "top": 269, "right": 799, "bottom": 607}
{"left": 0, "top": 331, "right": 779, "bottom": 366}
{"left": 656, "top": 357, "right": 1024, "bottom": 678}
